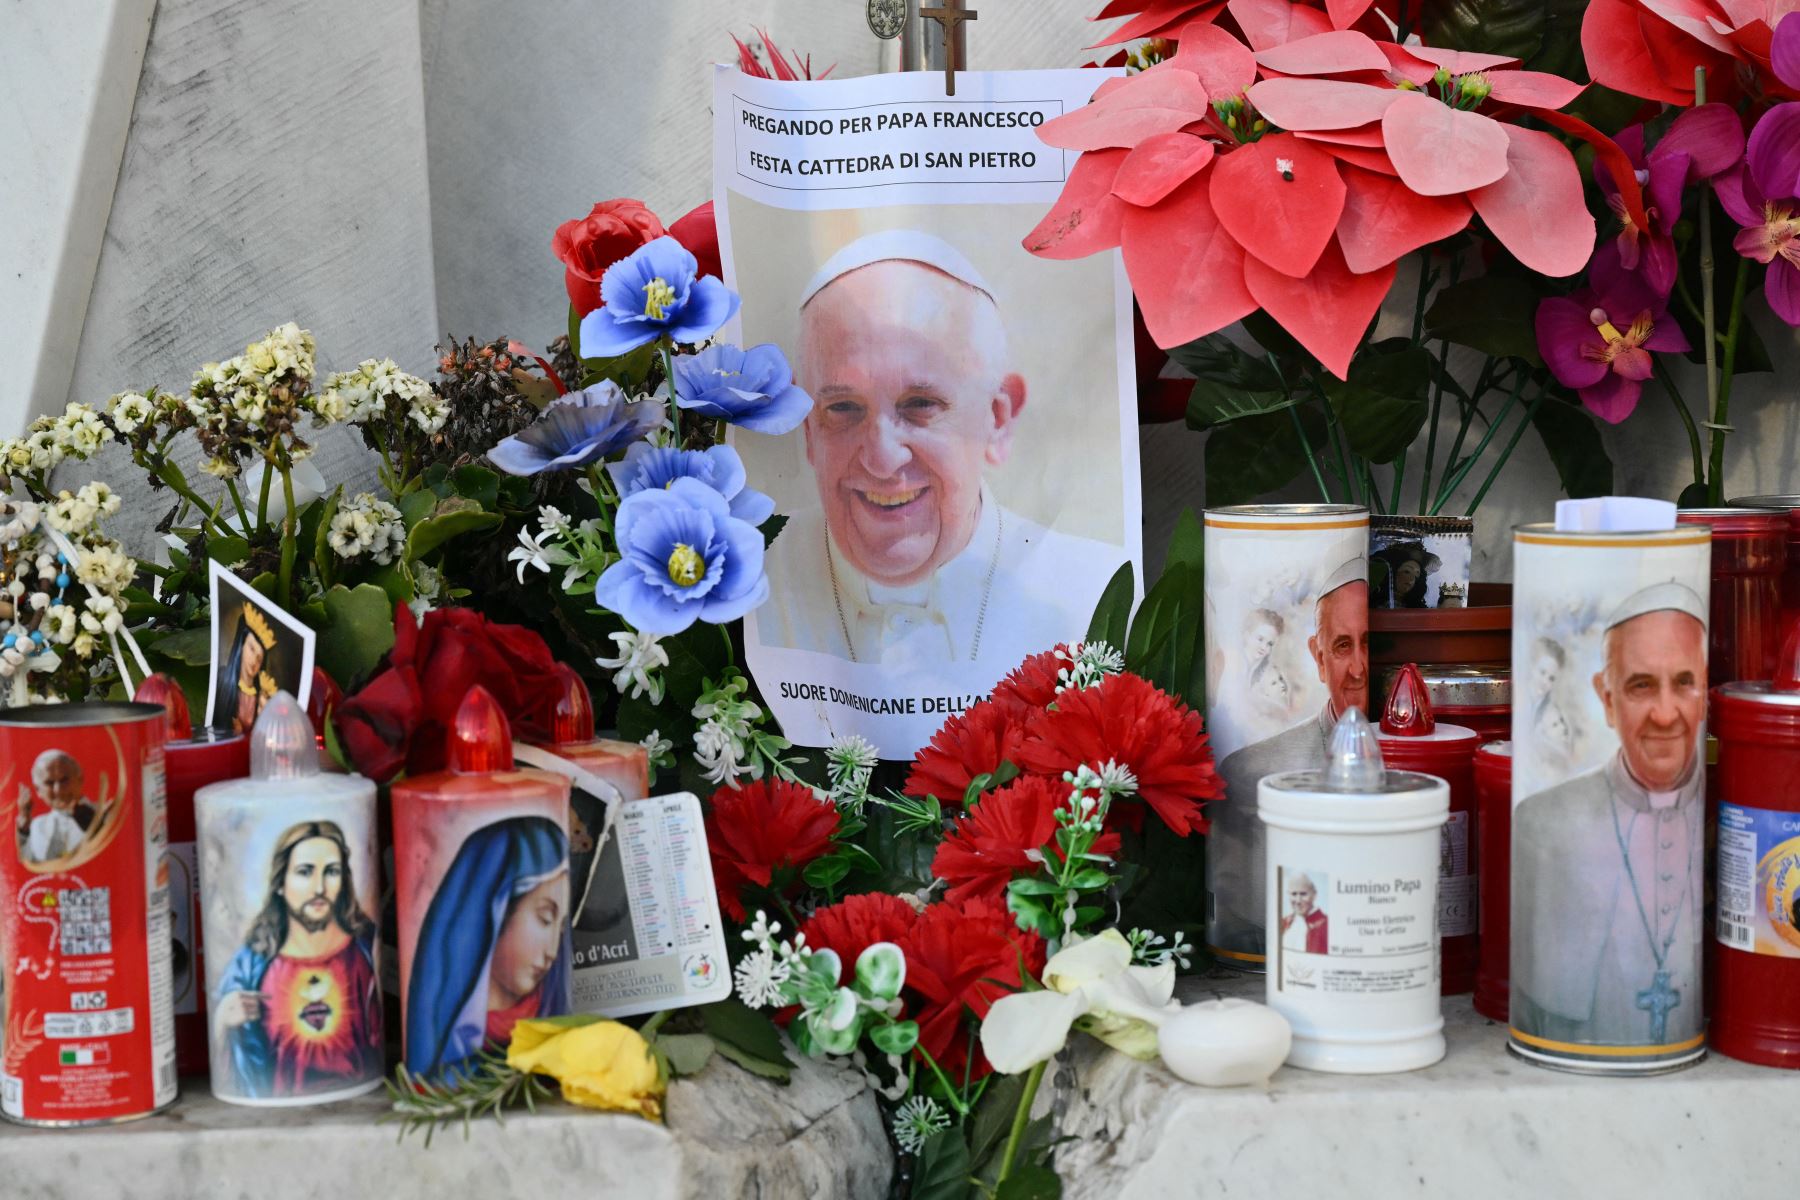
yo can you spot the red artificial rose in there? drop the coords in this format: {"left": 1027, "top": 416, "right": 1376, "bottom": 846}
{"left": 406, "top": 608, "right": 558, "bottom": 773}
{"left": 666, "top": 201, "right": 722, "bottom": 282}
{"left": 332, "top": 603, "right": 423, "bottom": 784}
{"left": 1017, "top": 673, "right": 1222, "bottom": 837}
{"left": 802, "top": 892, "right": 919, "bottom": 981}
{"left": 553, "top": 198, "right": 666, "bottom": 316}
{"left": 705, "top": 779, "right": 842, "bottom": 921}
{"left": 931, "top": 775, "right": 1122, "bottom": 905}
{"left": 900, "top": 895, "right": 1045, "bottom": 1081}
{"left": 903, "top": 697, "right": 1032, "bottom": 805}
{"left": 988, "top": 644, "right": 1074, "bottom": 711}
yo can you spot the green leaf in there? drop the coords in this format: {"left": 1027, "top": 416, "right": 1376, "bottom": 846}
{"left": 1423, "top": 276, "right": 1546, "bottom": 365}
{"left": 761, "top": 513, "right": 789, "bottom": 548}
{"left": 206, "top": 536, "right": 250, "bottom": 566}
{"left": 397, "top": 487, "right": 438, "bottom": 529}
{"left": 1530, "top": 396, "right": 1614, "bottom": 499}
{"left": 969, "top": 1074, "right": 1027, "bottom": 1169}
{"left": 568, "top": 301, "right": 583, "bottom": 359}
{"left": 1168, "top": 333, "right": 1294, "bottom": 432}
{"left": 1006, "top": 877, "right": 1065, "bottom": 897}
{"left": 449, "top": 464, "right": 501, "bottom": 511}
{"left": 150, "top": 626, "right": 213, "bottom": 666}
{"left": 364, "top": 561, "right": 416, "bottom": 607}
{"left": 868, "top": 1019, "right": 918, "bottom": 1055}
{"left": 700, "top": 999, "right": 791, "bottom": 1068}
{"left": 1202, "top": 405, "right": 1328, "bottom": 506}
{"left": 1067, "top": 867, "right": 1113, "bottom": 890}
{"left": 405, "top": 496, "right": 504, "bottom": 562}
{"left": 1085, "top": 561, "right": 1134, "bottom": 651}
{"left": 710, "top": 1037, "right": 792, "bottom": 1083}
{"left": 1322, "top": 340, "right": 1432, "bottom": 464}
{"left": 996, "top": 1166, "right": 1062, "bottom": 1200}
{"left": 912, "top": 1129, "right": 973, "bottom": 1200}
{"left": 312, "top": 486, "right": 344, "bottom": 580}
{"left": 803, "top": 854, "right": 853, "bottom": 889}
{"left": 1422, "top": 0, "right": 1551, "bottom": 64}
{"left": 652, "top": 1032, "right": 716, "bottom": 1077}
{"left": 316, "top": 584, "right": 398, "bottom": 690}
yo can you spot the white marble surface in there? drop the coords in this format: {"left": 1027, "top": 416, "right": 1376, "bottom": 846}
{"left": 0, "top": 1045, "right": 893, "bottom": 1198}
{"left": 1053, "top": 970, "right": 1796, "bottom": 1198}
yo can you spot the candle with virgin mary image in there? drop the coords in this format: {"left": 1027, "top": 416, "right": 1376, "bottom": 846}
{"left": 1508, "top": 522, "right": 1712, "bottom": 1074}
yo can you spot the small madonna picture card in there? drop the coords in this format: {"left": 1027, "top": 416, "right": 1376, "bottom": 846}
{"left": 205, "top": 561, "right": 315, "bottom": 735}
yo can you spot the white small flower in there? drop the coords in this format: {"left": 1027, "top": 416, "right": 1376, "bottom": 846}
{"left": 1097, "top": 758, "right": 1139, "bottom": 798}
{"left": 71, "top": 631, "right": 97, "bottom": 659}
{"left": 742, "top": 910, "right": 782, "bottom": 949}
{"left": 43, "top": 606, "right": 77, "bottom": 645}
{"left": 327, "top": 493, "right": 406, "bottom": 565}
{"left": 891, "top": 1096, "right": 951, "bottom": 1154}
{"left": 107, "top": 392, "right": 155, "bottom": 435}
{"left": 508, "top": 526, "right": 553, "bottom": 583}
{"left": 639, "top": 727, "right": 673, "bottom": 764}
{"left": 538, "top": 506, "right": 570, "bottom": 536}
{"left": 1056, "top": 640, "right": 1126, "bottom": 693}
{"left": 595, "top": 630, "right": 668, "bottom": 703}
{"left": 732, "top": 947, "right": 792, "bottom": 1010}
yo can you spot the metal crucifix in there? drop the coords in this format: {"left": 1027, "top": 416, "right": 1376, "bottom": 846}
{"left": 919, "top": 1, "right": 977, "bottom": 95}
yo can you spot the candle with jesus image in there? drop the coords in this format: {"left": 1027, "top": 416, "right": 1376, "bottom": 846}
{"left": 392, "top": 686, "right": 574, "bottom": 1082}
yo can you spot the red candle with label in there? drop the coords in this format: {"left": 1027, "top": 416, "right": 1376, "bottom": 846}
{"left": 135, "top": 673, "right": 250, "bottom": 1077}
{"left": 391, "top": 686, "right": 573, "bottom": 1081}
{"left": 1710, "top": 626, "right": 1800, "bottom": 1068}
{"left": 1377, "top": 664, "right": 1510, "bottom": 744}
{"left": 1678, "top": 507, "right": 1788, "bottom": 686}
{"left": 526, "top": 664, "right": 650, "bottom": 801}
{"left": 1473, "top": 741, "right": 1512, "bottom": 1023}
{"left": 1376, "top": 664, "right": 1480, "bottom": 995}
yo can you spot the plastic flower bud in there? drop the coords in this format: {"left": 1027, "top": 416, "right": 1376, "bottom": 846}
{"left": 854, "top": 942, "right": 906, "bottom": 1002}
{"left": 1459, "top": 72, "right": 1492, "bottom": 103}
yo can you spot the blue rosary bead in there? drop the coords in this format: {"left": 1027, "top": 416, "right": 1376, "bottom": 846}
{"left": 56, "top": 573, "right": 70, "bottom": 590}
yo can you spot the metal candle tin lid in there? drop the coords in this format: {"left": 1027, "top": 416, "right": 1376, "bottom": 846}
{"left": 1513, "top": 522, "right": 1710, "bottom": 545}
{"left": 1716, "top": 624, "right": 1800, "bottom": 709}
{"left": 1676, "top": 507, "right": 1788, "bottom": 536}
{"left": 1376, "top": 663, "right": 1510, "bottom": 708}
{"left": 0, "top": 700, "right": 164, "bottom": 727}
{"left": 1476, "top": 739, "right": 1513, "bottom": 758}
{"left": 1203, "top": 503, "right": 1369, "bottom": 525}
{"left": 1260, "top": 708, "right": 1449, "bottom": 821}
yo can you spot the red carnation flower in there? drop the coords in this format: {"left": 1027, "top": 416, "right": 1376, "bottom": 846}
{"left": 931, "top": 775, "right": 1122, "bottom": 905}
{"left": 705, "top": 779, "right": 841, "bottom": 921}
{"left": 904, "top": 698, "right": 1032, "bottom": 805}
{"left": 802, "top": 892, "right": 919, "bottom": 982}
{"left": 989, "top": 644, "right": 1074, "bottom": 710}
{"left": 1017, "top": 673, "right": 1221, "bottom": 837}
{"left": 900, "top": 895, "right": 1045, "bottom": 1081}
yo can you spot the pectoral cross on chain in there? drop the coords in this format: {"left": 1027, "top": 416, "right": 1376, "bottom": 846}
{"left": 1635, "top": 969, "right": 1681, "bottom": 1043}
{"left": 920, "top": 2, "right": 978, "bottom": 95}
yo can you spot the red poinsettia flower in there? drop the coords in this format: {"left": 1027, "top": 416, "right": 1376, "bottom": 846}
{"left": 802, "top": 892, "right": 920, "bottom": 981}
{"left": 1582, "top": 0, "right": 1797, "bottom": 107}
{"left": 900, "top": 896, "right": 1046, "bottom": 1080}
{"left": 903, "top": 697, "right": 1033, "bottom": 804}
{"left": 1027, "top": 24, "right": 1601, "bottom": 377}
{"left": 1089, "top": 0, "right": 1396, "bottom": 50}
{"left": 931, "top": 775, "right": 1124, "bottom": 904}
{"left": 1016, "top": 672, "right": 1221, "bottom": 836}
{"left": 705, "top": 779, "right": 841, "bottom": 921}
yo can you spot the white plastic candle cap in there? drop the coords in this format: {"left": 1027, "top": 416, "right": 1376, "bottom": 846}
{"left": 1553, "top": 497, "right": 1676, "bottom": 532}
{"left": 1323, "top": 706, "right": 1386, "bottom": 791}
{"left": 251, "top": 691, "right": 319, "bottom": 781}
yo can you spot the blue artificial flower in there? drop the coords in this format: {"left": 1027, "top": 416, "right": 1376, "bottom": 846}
{"left": 578, "top": 236, "right": 740, "bottom": 358}
{"left": 606, "top": 442, "right": 775, "bottom": 526}
{"left": 594, "top": 477, "right": 770, "bottom": 635}
{"left": 487, "top": 380, "right": 663, "bottom": 476}
{"left": 672, "top": 343, "right": 812, "bottom": 435}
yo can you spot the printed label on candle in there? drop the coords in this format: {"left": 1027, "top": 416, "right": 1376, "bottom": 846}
{"left": 1438, "top": 813, "right": 1476, "bottom": 938}
{"left": 569, "top": 792, "right": 732, "bottom": 1018}
{"left": 164, "top": 841, "right": 200, "bottom": 1016}
{"left": 1274, "top": 865, "right": 1437, "bottom": 995}
{"left": 1716, "top": 802, "right": 1800, "bottom": 959}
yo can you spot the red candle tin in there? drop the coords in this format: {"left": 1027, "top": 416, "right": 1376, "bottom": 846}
{"left": 1473, "top": 741, "right": 1512, "bottom": 1022}
{"left": 1678, "top": 508, "right": 1788, "bottom": 686}
{"left": 1377, "top": 665, "right": 1481, "bottom": 995}
{"left": 0, "top": 702, "right": 177, "bottom": 1125}
{"left": 1732, "top": 496, "right": 1800, "bottom": 633}
{"left": 134, "top": 675, "right": 249, "bottom": 1079}
{"left": 1710, "top": 647, "right": 1800, "bottom": 1068}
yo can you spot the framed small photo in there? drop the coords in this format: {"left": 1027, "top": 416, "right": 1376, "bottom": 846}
{"left": 205, "top": 561, "right": 315, "bottom": 735}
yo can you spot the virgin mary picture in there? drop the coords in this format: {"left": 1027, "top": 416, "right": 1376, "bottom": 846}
{"left": 404, "top": 815, "right": 573, "bottom": 1081}
{"left": 206, "top": 562, "right": 315, "bottom": 733}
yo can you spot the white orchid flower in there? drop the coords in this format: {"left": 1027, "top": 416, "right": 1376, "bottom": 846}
{"left": 980, "top": 929, "right": 1177, "bottom": 1073}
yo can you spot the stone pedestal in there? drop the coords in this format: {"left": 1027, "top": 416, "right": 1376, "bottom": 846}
{"left": 0, "top": 1049, "right": 892, "bottom": 1199}
{"left": 1052, "top": 971, "right": 1794, "bottom": 1199}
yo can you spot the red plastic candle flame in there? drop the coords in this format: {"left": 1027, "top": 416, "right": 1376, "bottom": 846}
{"left": 548, "top": 662, "right": 596, "bottom": 746}
{"left": 1776, "top": 621, "right": 1800, "bottom": 693}
{"left": 307, "top": 667, "right": 344, "bottom": 741}
{"left": 1381, "top": 663, "right": 1437, "bottom": 736}
{"left": 448, "top": 685, "right": 515, "bottom": 773}
{"left": 135, "top": 672, "right": 193, "bottom": 742}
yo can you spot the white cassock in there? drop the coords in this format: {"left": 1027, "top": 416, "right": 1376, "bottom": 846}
{"left": 758, "top": 487, "right": 1126, "bottom": 668}
{"left": 27, "top": 807, "right": 85, "bottom": 861}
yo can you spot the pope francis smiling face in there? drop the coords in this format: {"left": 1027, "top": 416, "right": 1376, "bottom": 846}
{"left": 798, "top": 257, "right": 1027, "bottom": 588}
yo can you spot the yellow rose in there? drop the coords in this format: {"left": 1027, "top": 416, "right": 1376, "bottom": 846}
{"left": 506, "top": 1018, "right": 665, "bottom": 1121}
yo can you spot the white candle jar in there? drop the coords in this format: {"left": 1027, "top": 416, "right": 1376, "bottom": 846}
{"left": 1260, "top": 710, "right": 1448, "bottom": 1074}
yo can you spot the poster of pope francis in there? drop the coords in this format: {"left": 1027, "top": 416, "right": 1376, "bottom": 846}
{"left": 712, "top": 66, "right": 1142, "bottom": 757}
